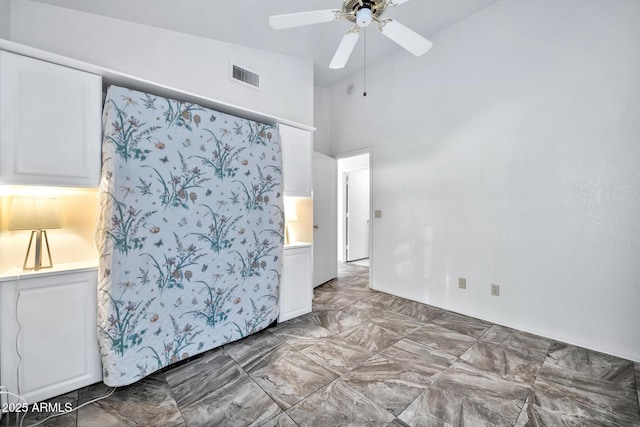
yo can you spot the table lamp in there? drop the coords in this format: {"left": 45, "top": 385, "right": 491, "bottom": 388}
{"left": 8, "top": 197, "right": 64, "bottom": 271}
{"left": 284, "top": 199, "right": 298, "bottom": 245}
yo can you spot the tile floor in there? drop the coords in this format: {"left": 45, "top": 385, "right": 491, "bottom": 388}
{"left": 3, "top": 263, "right": 639, "bottom": 426}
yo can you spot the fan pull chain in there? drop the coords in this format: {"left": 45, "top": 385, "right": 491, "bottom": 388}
{"left": 363, "top": 27, "right": 367, "bottom": 97}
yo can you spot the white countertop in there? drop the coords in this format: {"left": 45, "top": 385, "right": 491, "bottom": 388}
{"left": 0, "top": 260, "right": 99, "bottom": 280}
{"left": 284, "top": 242, "right": 313, "bottom": 249}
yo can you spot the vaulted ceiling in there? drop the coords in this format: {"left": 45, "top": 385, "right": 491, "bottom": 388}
{"left": 30, "top": 0, "right": 500, "bottom": 87}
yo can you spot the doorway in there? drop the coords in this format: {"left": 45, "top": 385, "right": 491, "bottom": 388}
{"left": 337, "top": 152, "right": 371, "bottom": 267}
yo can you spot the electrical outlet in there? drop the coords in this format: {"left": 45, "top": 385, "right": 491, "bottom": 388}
{"left": 491, "top": 284, "right": 500, "bottom": 296}
{"left": 458, "top": 278, "right": 466, "bottom": 289}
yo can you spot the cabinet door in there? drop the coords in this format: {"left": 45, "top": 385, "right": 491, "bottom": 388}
{"left": 280, "top": 124, "right": 312, "bottom": 197}
{"left": 279, "top": 246, "right": 312, "bottom": 322}
{"left": 0, "top": 270, "right": 102, "bottom": 404}
{"left": 0, "top": 51, "right": 102, "bottom": 187}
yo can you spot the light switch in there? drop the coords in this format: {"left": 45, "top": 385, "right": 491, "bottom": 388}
{"left": 374, "top": 210, "right": 382, "bottom": 219}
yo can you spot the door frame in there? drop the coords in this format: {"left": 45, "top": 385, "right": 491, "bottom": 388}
{"left": 335, "top": 147, "right": 373, "bottom": 286}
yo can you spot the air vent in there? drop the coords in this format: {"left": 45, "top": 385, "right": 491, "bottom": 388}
{"left": 231, "top": 64, "right": 260, "bottom": 89}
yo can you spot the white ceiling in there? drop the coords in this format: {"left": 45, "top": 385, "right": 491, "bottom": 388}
{"left": 29, "top": 0, "right": 499, "bottom": 87}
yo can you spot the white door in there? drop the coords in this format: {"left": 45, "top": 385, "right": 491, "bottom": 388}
{"left": 312, "top": 152, "right": 338, "bottom": 287}
{"left": 0, "top": 51, "right": 102, "bottom": 187}
{"left": 346, "top": 168, "right": 370, "bottom": 261}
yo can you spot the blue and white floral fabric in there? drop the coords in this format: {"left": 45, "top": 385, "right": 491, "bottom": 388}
{"left": 96, "top": 85, "right": 283, "bottom": 386}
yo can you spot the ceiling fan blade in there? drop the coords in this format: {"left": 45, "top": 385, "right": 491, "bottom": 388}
{"left": 329, "top": 30, "right": 360, "bottom": 69}
{"left": 388, "top": 0, "right": 413, "bottom": 5}
{"left": 269, "top": 9, "right": 339, "bottom": 30}
{"left": 379, "top": 19, "right": 433, "bottom": 56}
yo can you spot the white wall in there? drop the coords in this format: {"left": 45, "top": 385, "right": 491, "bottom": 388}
{"left": 313, "top": 86, "right": 331, "bottom": 155}
{"left": 330, "top": 0, "right": 640, "bottom": 361}
{"left": 0, "top": 190, "right": 99, "bottom": 273}
{"left": 9, "top": 0, "right": 313, "bottom": 126}
{"left": 0, "top": 0, "right": 9, "bottom": 39}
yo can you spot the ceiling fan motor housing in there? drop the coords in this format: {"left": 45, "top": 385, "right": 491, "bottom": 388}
{"left": 343, "top": 0, "right": 387, "bottom": 25}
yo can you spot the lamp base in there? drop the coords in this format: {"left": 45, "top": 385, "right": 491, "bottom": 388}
{"left": 23, "top": 229, "right": 54, "bottom": 271}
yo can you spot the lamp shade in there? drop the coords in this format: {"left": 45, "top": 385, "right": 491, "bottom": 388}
{"left": 356, "top": 7, "right": 373, "bottom": 27}
{"left": 284, "top": 199, "right": 298, "bottom": 222}
{"left": 8, "top": 197, "right": 64, "bottom": 230}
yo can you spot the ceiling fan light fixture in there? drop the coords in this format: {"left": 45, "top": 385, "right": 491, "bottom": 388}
{"left": 269, "top": 0, "right": 433, "bottom": 71}
{"left": 356, "top": 7, "right": 373, "bottom": 27}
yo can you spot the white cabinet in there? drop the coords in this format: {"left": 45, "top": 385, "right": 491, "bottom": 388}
{"left": 279, "top": 244, "right": 313, "bottom": 322}
{"left": 0, "top": 50, "right": 102, "bottom": 187}
{"left": 280, "top": 124, "right": 312, "bottom": 197}
{"left": 0, "top": 264, "right": 102, "bottom": 404}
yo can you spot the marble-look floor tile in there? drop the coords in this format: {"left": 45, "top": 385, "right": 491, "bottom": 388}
{"left": 369, "top": 311, "right": 425, "bottom": 336}
{"left": 259, "top": 412, "right": 298, "bottom": 427}
{"left": 250, "top": 351, "right": 338, "bottom": 409}
{"left": 179, "top": 374, "right": 280, "bottom": 427}
{"left": 165, "top": 346, "right": 280, "bottom": 426}
{"left": 528, "top": 364, "right": 640, "bottom": 424}
{"left": 312, "top": 289, "right": 365, "bottom": 310}
{"left": 388, "top": 300, "right": 445, "bottom": 323}
{"left": 636, "top": 362, "right": 640, "bottom": 406}
{"left": 320, "top": 275, "right": 373, "bottom": 293}
{"left": 315, "top": 279, "right": 371, "bottom": 294}
{"left": 433, "top": 311, "right": 492, "bottom": 338}
{"left": 342, "top": 353, "right": 439, "bottom": 415}
{"left": 361, "top": 292, "right": 403, "bottom": 310}
{"left": 223, "top": 330, "right": 295, "bottom": 373}
{"left": 78, "top": 406, "right": 185, "bottom": 427}
{"left": 335, "top": 322, "right": 403, "bottom": 354}
{"left": 460, "top": 341, "right": 546, "bottom": 386}
{"left": 544, "top": 342, "right": 636, "bottom": 388}
{"left": 400, "top": 386, "right": 522, "bottom": 427}
{"left": 342, "top": 299, "right": 387, "bottom": 321}
{"left": 10, "top": 391, "right": 78, "bottom": 427}
{"left": 307, "top": 309, "right": 362, "bottom": 334}
{"left": 407, "top": 324, "right": 477, "bottom": 357}
{"left": 440, "top": 361, "right": 532, "bottom": 403}
{"left": 300, "top": 337, "right": 373, "bottom": 375}
{"left": 515, "top": 393, "right": 634, "bottom": 427}
{"left": 480, "top": 325, "right": 552, "bottom": 356}
{"left": 164, "top": 348, "right": 243, "bottom": 407}
{"left": 399, "top": 362, "right": 530, "bottom": 427}
{"left": 76, "top": 381, "right": 113, "bottom": 405}
{"left": 288, "top": 379, "right": 395, "bottom": 426}
{"left": 323, "top": 282, "right": 373, "bottom": 295}
{"left": 337, "top": 263, "right": 370, "bottom": 280}
{"left": 77, "top": 373, "right": 184, "bottom": 427}
{"left": 387, "top": 418, "right": 415, "bottom": 427}
{"left": 380, "top": 338, "right": 458, "bottom": 376}
{"left": 268, "top": 313, "right": 334, "bottom": 349}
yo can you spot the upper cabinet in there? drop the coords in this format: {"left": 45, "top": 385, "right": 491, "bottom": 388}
{"left": 280, "top": 123, "right": 312, "bottom": 197}
{"left": 0, "top": 51, "right": 102, "bottom": 187}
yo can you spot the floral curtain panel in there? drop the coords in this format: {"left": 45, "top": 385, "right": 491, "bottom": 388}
{"left": 96, "top": 85, "right": 283, "bottom": 387}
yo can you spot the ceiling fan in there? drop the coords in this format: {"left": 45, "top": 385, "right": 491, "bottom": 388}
{"left": 269, "top": 0, "right": 433, "bottom": 69}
